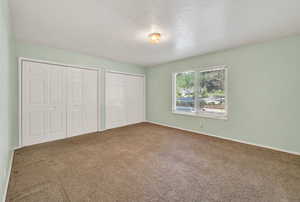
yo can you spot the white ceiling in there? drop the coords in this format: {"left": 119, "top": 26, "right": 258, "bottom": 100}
{"left": 10, "top": 0, "right": 300, "bottom": 66}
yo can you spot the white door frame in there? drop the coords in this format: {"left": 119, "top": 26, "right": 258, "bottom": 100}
{"left": 18, "top": 57, "right": 102, "bottom": 147}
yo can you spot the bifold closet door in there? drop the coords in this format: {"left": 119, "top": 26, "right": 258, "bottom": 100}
{"left": 105, "top": 72, "right": 127, "bottom": 128}
{"left": 22, "top": 61, "right": 67, "bottom": 146}
{"left": 68, "top": 68, "right": 98, "bottom": 137}
{"left": 124, "top": 75, "right": 144, "bottom": 125}
{"left": 22, "top": 60, "right": 99, "bottom": 146}
{"left": 105, "top": 72, "right": 144, "bottom": 129}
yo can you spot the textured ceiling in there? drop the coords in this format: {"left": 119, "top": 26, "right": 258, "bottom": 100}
{"left": 10, "top": 0, "right": 300, "bottom": 66}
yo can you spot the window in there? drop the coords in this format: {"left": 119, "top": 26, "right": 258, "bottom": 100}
{"left": 173, "top": 66, "right": 227, "bottom": 119}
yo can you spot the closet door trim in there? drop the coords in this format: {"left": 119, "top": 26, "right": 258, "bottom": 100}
{"left": 19, "top": 57, "right": 101, "bottom": 147}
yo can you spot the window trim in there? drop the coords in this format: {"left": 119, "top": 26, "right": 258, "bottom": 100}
{"left": 172, "top": 65, "right": 228, "bottom": 120}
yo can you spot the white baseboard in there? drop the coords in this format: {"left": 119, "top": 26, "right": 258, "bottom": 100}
{"left": 13, "top": 146, "right": 22, "bottom": 151}
{"left": 146, "top": 120, "right": 300, "bottom": 156}
{"left": 102, "top": 121, "right": 146, "bottom": 131}
{"left": 2, "top": 150, "right": 14, "bottom": 202}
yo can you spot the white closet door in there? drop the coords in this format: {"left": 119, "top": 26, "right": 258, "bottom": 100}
{"left": 105, "top": 72, "right": 126, "bottom": 129}
{"left": 68, "top": 68, "right": 84, "bottom": 136}
{"left": 105, "top": 72, "right": 144, "bottom": 129}
{"left": 138, "top": 76, "right": 145, "bottom": 121}
{"left": 125, "top": 75, "right": 144, "bottom": 125}
{"left": 68, "top": 68, "right": 98, "bottom": 137}
{"left": 22, "top": 61, "right": 67, "bottom": 146}
{"left": 83, "top": 69, "right": 98, "bottom": 133}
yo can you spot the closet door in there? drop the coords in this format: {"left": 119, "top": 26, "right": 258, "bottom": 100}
{"left": 68, "top": 68, "right": 98, "bottom": 137}
{"left": 83, "top": 69, "right": 98, "bottom": 133}
{"left": 22, "top": 61, "right": 67, "bottom": 146}
{"left": 105, "top": 72, "right": 126, "bottom": 129}
{"left": 105, "top": 72, "right": 144, "bottom": 129}
{"left": 125, "top": 75, "right": 144, "bottom": 125}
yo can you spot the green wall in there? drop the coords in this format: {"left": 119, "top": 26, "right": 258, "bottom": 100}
{"left": 16, "top": 42, "right": 145, "bottom": 74}
{"left": 0, "top": 0, "right": 18, "bottom": 200}
{"left": 146, "top": 35, "right": 300, "bottom": 154}
{"left": 16, "top": 42, "right": 146, "bottom": 130}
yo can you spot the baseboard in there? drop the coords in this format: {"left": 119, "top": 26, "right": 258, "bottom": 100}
{"left": 13, "top": 146, "right": 22, "bottom": 151}
{"left": 146, "top": 120, "right": 300, "bottom": 156}
{"left": 2, "top": 150, "right": 14, "bottom": 202}
{"left": 102, "top": 121, "right": 147, "bottom": 131}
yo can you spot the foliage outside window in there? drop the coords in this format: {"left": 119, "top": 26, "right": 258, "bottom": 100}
{"left": 173, "top": 66, "right": 227, "bottom": 119}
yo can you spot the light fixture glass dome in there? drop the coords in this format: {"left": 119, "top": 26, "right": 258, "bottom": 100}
{"left": 148, "top": 33, "right": 161, "bottom": 44}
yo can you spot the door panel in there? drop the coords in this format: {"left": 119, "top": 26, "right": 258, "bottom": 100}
{"left": 22, "top": 61, "right": 67, "bottom": 146}
{"left": 105, "top": 72, "right": 126, "bottom": 129}
{"left": 22, "top": 61, "right": 99, "bottom": 146}
{"left": 137, "top": 77, "right": 145, "bottom": 122}
{"left": 105, "top": 72, "right": 144, "bottom": 129}
{"left": 68, "top": 68, "right": 98, "bottom": 137}
{"left": 28, "top": 111, "right": 44, "bottom": 137}
{"left": 68, "top": 68, "right": 84, "bottom": 137}
{"left": 22, "top": 62, "right": 48, "bottom": 146}
{"left": 125, "top": 75, "right": 139, "bottom": 124}
{"left": 47, "top": 65, "right": 67, "bottom": 140}
{"left": 130, "top": 76, "right": 144, "bottom": 124}
{"left": 83, "top": 69, "right": 98, "bottom": 133}
{"left": 29, "top": 78, "right": 45, "bottom": 104}
{"left": 49, "top": 111, "right": 65, "bottom": 133}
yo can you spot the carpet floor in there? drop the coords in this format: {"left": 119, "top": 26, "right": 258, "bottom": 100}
{"left": 6, "top": 123, "right": 300, "bottom": 202}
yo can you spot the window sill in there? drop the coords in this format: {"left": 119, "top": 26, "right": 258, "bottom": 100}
{"left": 172, "top": 110, "right": 228, "bottom": 120}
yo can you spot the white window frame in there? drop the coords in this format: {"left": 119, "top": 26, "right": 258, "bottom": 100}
{"left": 172, "top": 65, "right": 228, "bottom": 120}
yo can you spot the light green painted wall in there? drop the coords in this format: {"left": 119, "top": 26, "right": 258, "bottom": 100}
{"left": 0, "top": 0, "right": 18, "bottom": 200}
{"left": 16, "top": 42, "right": 146, "bottom": 130}
{"left": 16, "top": 42, "right": 145, "bottom": 74}
{"left": 146, "top": 35, "right": 300, "bottom": 154}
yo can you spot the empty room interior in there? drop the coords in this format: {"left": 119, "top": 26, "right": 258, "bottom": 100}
{"left": 1, "top": 0, "right": 300, "bottom": 201}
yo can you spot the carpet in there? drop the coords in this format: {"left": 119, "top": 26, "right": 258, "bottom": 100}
{"left": 6, "top": 123, "right": 300, "bottom": 202}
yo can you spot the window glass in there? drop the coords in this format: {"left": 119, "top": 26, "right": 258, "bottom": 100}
{"left": 173, "top": 67, "right": 227, "bottom": 119}
{"left": 175, "top": 72, "right": 195, "bottom": 113}
{"left": 198, "top": 69, "right": 226, "bottom": 114}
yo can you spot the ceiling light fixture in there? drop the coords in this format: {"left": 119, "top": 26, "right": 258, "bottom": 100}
{"left": 148, "top": 32, "right": 161, "bottom": 44}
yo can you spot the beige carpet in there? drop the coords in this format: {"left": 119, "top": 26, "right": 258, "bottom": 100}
{"left": 6, "top": 123, "right": 300, "bottom": 202}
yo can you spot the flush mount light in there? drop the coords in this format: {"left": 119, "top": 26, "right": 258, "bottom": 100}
{"left": 148, "top": 32, "right": 161, "bottom": 44}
